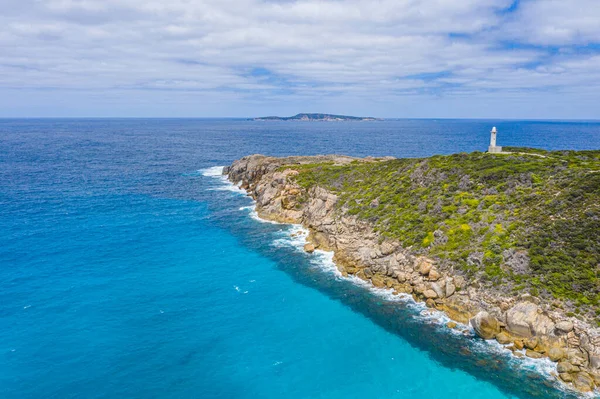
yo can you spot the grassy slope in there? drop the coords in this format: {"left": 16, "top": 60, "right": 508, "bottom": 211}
{"left": 286, "top": 148, "right": 600, "bottom": 318}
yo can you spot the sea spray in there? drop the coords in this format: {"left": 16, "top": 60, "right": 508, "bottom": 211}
{"left": 200, "top": 166, "right": 247, "bottom": 194}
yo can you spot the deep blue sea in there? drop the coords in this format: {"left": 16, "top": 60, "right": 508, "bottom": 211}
{"left": 2, "top": 119, "right": 600, "bottom": 399}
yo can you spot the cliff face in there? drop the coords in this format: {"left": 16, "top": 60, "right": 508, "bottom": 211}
{"left": 226, "top": 153, "right": 600, "bottom": 393}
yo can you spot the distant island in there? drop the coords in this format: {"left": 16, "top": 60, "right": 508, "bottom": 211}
{"left": 252, "top": 113, "right": 379, "bottom": 121}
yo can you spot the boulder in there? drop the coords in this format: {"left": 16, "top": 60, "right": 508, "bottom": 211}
{"left": 446, "top": 321, "right": 458, "bottom": 329}
{"left": 548, "top": 347, "right": 565, "bottom": 362}
{"left": 428, "top": 268, "right": 441, "bottom": 281}
{"left": 495, "top": 332, "right": 512, "bottom": 345}
{"left": 514, "top": 340, "right": 524, "bottom": 350}
{"left": 573, "top": 372, "right": 595, "bottom": 392}
{"left": 394, "top": 283, "right": 413, "bottom": 294}
{"left": 371, "top": 274, "right": 386, "bottom": 288}
{"left": 380, "top": 240, "right": 399, "bottom": 256}
{"left": 439, "top": 301, "right": 472, "bottom": 324}
{"left": 423, "top": 289, "right": 438, "bottom": 299}
{"left": 418, "top": 259, "right": 433, "bottom": 275}
{"left": 567, "top": 349, "right": 589, "bottom": 367}
{"left": 431, "top": 282, "right": 445, "bottom": 299}
{"left": 396, "top": 273, "right": 408, "bottom": 283}
{"left": 525, "top": 349, "right": 544, "bottom": 359}
{"left": 555, "top": 321, "right": 574, "bottom": 334}
{"left": 470, "top": 312, "right": 501, "bottom": 340}
{"left": 523, "top": 337, "right": 538, "bottom": 350}
{"left": 414, "top": 283, "right": 426, "bottom": 295}
{"left": 557, "top": 361, "right": 580, "bottom": 374}
{"left": 426, "top": 298, "right": 436, "bottom": 308}
{"left": 505, "top": 302, "right": 555, "bottom": 338}
{"left": 559, "top": 373, "right": 574, "bottom": 383}
{"left": 303, "top": 243, "right": 315, "bottom": 253}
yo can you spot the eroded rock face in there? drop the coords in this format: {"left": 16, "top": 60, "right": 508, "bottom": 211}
{"left": 225, "top": 154, "right": 600, "bottom": 394}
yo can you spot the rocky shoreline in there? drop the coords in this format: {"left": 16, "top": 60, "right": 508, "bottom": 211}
{"left": 224, "top": 154, "right": 600, "bottom": 394}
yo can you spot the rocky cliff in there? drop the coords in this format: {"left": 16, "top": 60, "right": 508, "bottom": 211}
{"left": 225, "top": 153, "right": 600, "bottom": 394}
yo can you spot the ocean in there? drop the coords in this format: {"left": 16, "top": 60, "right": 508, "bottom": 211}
{"left": 1, "top": 118, "right": 599, "bottom": 399}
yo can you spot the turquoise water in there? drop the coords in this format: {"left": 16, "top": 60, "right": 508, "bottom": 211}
{"left": 2, "top": 119, "right": 599, "bottom": 398}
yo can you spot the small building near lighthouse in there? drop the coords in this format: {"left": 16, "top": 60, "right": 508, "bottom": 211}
{"left": 488, "top": 127, "right": 502, "bottom": 153}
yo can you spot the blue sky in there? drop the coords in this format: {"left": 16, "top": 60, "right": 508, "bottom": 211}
{"left": 1, "top": 0, "right": 599, "bottom": 118}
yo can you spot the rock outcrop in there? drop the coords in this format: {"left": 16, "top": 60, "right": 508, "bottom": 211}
{"left": 471, "top": 312, "right": 500, "bottom": 340}
{"left": 225, "top": 154, "right": 600, "bottom": 394}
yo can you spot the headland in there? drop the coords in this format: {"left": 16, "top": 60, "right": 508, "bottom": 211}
{"left": 224, "top": 148, "right": 600, "bottom": 394}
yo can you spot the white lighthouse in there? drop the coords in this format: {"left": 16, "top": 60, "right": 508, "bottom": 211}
{"left": 488, "top": 127, "right": 502, "bottom": 153}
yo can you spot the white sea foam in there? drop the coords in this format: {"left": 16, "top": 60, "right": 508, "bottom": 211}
{"left": 200, "top": 166, "right": 226, "bottom": 178}
{"left": 239, "top": 203, "right": 284, "bottom": 224}
{"left": 233, "top": 285, "right": 249, "bottom": 294}
{"left": 466, "top": 331, "right": 581, "bottom": 394}
{"left": 210, "top": 185, "right": 247, "bottom": 194}
{"left": 246, "top": 208, "right": 288, "bottom": 225}
{"left": 199, "top": 166, "right": 247, "bottom": 194}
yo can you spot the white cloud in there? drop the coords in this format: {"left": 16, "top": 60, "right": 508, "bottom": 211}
{"left": 503, "top": 0, "right": 600, "bottom": 45}
{"left": 0, "top": 0, "right": 599, "bottom": 117}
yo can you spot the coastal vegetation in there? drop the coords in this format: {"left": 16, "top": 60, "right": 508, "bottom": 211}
{"left": 285, "top": 148, "right": 600, "bottom": 316}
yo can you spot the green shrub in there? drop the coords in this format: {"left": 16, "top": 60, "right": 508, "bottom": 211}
{"left": 285, "top": 149, "right": 600, "bottom": 313}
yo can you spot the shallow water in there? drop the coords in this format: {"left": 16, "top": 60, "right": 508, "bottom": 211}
{"left": 1, "top": 118, "right": 599, "bottom": 398}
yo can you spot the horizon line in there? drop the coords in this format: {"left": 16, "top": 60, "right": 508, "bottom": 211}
{"left": 1, "top": 116, "right": 600, "bottom": 122}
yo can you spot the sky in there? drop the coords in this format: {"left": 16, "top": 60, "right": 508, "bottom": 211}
{"left": 1, "top": 0, "right": 599, "bottom": 118}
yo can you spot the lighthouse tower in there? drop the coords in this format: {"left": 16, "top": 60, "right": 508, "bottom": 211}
{"left": 488, "top": 127, "right": 502, "bottom": 153}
